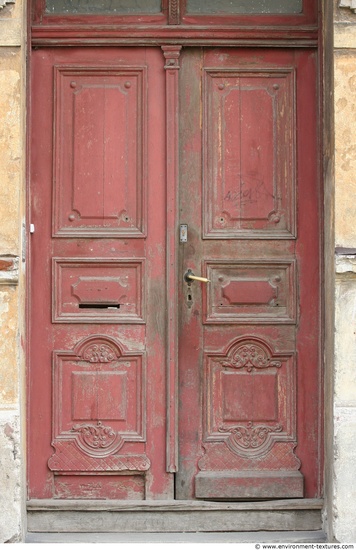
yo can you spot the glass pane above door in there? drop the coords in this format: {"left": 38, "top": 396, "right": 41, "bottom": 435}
{"left": 186, "top": 0, "right": 303, "bottom": 14}
{"left": 45, "top": 0, "right": 162, "bottom": 14}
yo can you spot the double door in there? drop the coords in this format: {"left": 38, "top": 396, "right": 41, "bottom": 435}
{"left": 29, "top": 46, "right": 321, "bottom": 500}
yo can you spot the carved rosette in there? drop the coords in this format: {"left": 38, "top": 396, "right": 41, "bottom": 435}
{"left": 219, "top": 422, "right": 283, "bottom": 456}
{"left": 71, "top": 421, "right": 124, "bottom": 457}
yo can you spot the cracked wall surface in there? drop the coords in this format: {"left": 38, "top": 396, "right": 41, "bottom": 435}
{"left": 0, "top": 0, "right": 25, "bottom": 543}
{"left": 0, "top": 413, "right": 21, "bottom": 542}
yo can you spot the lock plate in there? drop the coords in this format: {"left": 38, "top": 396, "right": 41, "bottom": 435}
{"left": 180, "top": 224, "right": 188, "bottom": 243}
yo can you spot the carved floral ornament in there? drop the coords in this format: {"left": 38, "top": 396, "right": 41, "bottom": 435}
{"left": 219, "top": 339, "right": 282, "bottom": 372}
{"left": 83, "top": 343, "right": 117, "bottom": 363}
{"left": 216, "top": 338, "right": 286, "bottom": 457}
{"left": 219, "top": 422, "right": 283, "bottom": 456}
{"left": 76, "top": 336, "right": 123, "bottom": 363}
{"left": 71, "top": 421, "right": 125, "bottom": 457}
{"left": 0, "top": 0, "right": 15, "bottom": 9}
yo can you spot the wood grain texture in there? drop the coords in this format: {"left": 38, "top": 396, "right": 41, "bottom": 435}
{"left": 27, "top": 498, "right": 323, "bottom": 534}
{"left": 177, "top": 48, "right": 320, "bottom": 500}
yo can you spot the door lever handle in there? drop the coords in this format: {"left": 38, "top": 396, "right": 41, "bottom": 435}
{"left": 184, "top": 269, "right": 210, "bottom": 284}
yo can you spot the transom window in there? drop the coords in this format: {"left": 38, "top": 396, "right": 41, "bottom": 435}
{"left": 45, "top": 0, "right": 162, "bottom": 14}
{"left": 186, "top": 0, "right": 303, "bottom": 14}
{"left": 44, "top": 0, "right": 303, "bottom": 16}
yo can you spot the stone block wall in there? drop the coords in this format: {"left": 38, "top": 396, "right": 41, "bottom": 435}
{"left": 334, "top": 0, "right": 356, "bottom": 542}
{"left": 0, "top": 0, "right": 25, "bottom": 543}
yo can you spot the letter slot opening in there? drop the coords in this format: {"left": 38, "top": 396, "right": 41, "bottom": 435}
{"left": 78, "top": 304, "right": 121, "bottom": 309}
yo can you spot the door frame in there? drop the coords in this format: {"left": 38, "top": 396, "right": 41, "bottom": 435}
{"left": 25, "top": 0, "right": 335, "bottom": 533}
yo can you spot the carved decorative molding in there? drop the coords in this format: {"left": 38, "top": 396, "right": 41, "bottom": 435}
{"left": 162, "top": 45, "right": 182, "bottom": 473}
{"left": 0, "top": 0, "right": 15, "bottom": 9}
{"left": 198, "top": 441, "right": 302, "bottom": 472}
{"left": 168, "top": 0, "right": 180, "bottom": 25}
{"left": 203, "top": 67, "right": 296, "bottom": 240}
{"left": 71, "top": 421, "right": 124, "bottom": 457}
{"left": 219, "top": 422, "right": 283, "bottom": 455}
{"left": 219, "top": 339, "right": 282, "bottom": 372}
{"left": 48, "top": 440, "right": 151, "bottom": 472}
{"left": 205, "top": 260, "right": 296, "bottom": 325}
{"left": 339, "top": 0, "right": 356, "bottom": 13}
{"left": 82, "top": 343, "right": 117, "bottom": 363}
{"left": 203, "top": 336, "right": 296, "bottom": 459}
{"left": 162, "top": 45, "right": 182, "bottom": 69}
{"left": 49, "top": 335, "right": 147, "bottom": 472}
{"left": 53, "top": 258, "right": 145, "bottom": 324}
{"left": 53, "top": 65, "right": 147, "bottom": 238}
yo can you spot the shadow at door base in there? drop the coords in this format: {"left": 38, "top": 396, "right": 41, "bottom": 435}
{"left": 27, "top": 499, "right": 323, "bottom": 534}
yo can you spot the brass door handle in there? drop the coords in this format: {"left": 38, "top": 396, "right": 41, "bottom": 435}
{"left": 184, "top": 269, "right": 210, "bottom": 284}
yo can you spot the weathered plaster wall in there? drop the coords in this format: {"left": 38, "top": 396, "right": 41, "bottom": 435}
{"left": 334, "top": 0, "right": 356, "bottom": 542}
{"left": 335, "top": 54, "right": 356, "bottom": 245}
{"left": 0, "top": 0, "right": 25, "bottom": 543}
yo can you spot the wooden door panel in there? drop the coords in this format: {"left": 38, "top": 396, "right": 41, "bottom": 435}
{"left": 53, "top": 258, "right": 145, "bottom": 323}
{"left": 29, "top": 45, "right": 321, "bottom": 503}
{"left": 204, "top": 260, "right": 296, "bottom": 324}
{"left": 203, "top": 65, "right": 296, "bottom": 239}
{"left": 53, "top": 64, "right": 146, "bottom": 237}
{"left": 29, "top": 47, "right": 172, "bottom": 500}
{"left": 177, "top": 48, "right": 320, "bottom": 500}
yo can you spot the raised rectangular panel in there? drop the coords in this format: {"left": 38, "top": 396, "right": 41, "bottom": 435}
{"left": 53, "top": 339, "right": 145, "bottom": 441}
{"left": 203, "top": 68, "right": 296, "bottom": 239}
{"left": 196, "top": 334, "right": 303, "bottom": 498}
{"left": 48, "top": 336, "right": 148, "bottom": 473}
{"left": 204, "top": 337, "right": 296, "bottom": 456}
{"left": 195, "top": 471, "right": 304, "bottom": 499}
{"left": 72, "top": 372, "right": 127, "bottom": 421}
{"left": 53, "top": 258, "right": 145, "bottom": 323}
{"left": 222, "top": 371, "right": 277, "bottom": 421}
{"left": 53, "top": 65, "right": 147, "bottom": 237}
{"left": 204, "top": 260, "right": 296, "bottom": 324}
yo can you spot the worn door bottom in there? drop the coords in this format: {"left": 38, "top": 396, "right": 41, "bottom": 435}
{"left": 27, "top": 499, "right": 323, "bottom": 533}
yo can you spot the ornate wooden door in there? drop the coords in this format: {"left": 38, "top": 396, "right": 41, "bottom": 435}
{"left": 177, "top": 48, "right": 321, "bottom": 500}
{"left": 29, "top": 47, "right": 173, "bottom": 499}
{"left": 29, "top": 45, "right": 321, "bottom": 502}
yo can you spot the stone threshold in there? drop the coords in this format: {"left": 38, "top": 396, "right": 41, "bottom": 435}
{"left": 27, "top": 498, "right": 323, "bottom": 534}
{"left": 26, "top": 530, "right": 327, "bottom": 543}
